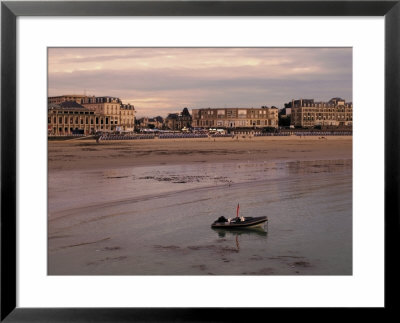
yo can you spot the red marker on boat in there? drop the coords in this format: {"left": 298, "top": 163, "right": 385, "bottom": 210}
{"left": 236, "top": 203, "right": 240, "bottom": 218}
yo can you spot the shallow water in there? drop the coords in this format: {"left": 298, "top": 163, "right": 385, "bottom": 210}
{"left": 48, "top": 159, "right": 352, "bottom": 275}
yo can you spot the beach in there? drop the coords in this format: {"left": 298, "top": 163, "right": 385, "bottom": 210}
{"left": 48, "top": 135, "right": 352, "bottom": 171}
{"left": 48, "top": 136, "right": 352, "bottom": 275}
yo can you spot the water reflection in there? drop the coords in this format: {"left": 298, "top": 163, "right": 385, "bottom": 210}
{"left": 212, "top": 227, "right": 268, "bottom": 251}
{"left": 212, "top": 227, "right": 268, "bottom": 238}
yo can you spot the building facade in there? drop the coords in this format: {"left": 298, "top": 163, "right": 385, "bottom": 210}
{"left": 164, "top": 113, "right": 179, "bottom": 130}
{"left": 137, "top": 116, "right": 164, "bottom": 129}
{"left": 191, "top": 107, "right": 278, "bottom": 129}
{"left": 164, "top": 108, "right": 192, "bottom": 130}
{"left": 81, "top": 96, "right": 135, "bottom": 132}
{"left": 288, "top": 98, "right": 353, "bottom": 128}
{"left": 119, "top": 103, "right": 135, "bottom": 132}
{"left": 48, "top": 95, "right": 136, "bottom": 135}
{"left": 48, "top": 101, "right": 98, "bottom": 135}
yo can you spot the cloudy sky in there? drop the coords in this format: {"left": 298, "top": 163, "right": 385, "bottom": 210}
{"left": 48, "top": 48, "right": 352, "bottom": 117}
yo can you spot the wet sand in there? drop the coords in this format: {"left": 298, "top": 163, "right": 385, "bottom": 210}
{"left": 48, "top": 158, "right": 353, "bottom": 275}
{"left": 48, "top": 136, "right": 352, "bottom": 275}
{"left": 48, "top": 136, "right": 352, "bottom": 171}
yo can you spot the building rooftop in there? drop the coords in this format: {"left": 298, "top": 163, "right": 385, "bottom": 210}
{"left": 60, "top": 101, "right": 86, "bottom": 108}
{"left": 166, "top": 113, "right": 179, "bottom": 119}
{"left": 49, "top": 94, "right": 86, "bottom": 98}
{"left": 48, "top": 101, "right": 89, "bottom": 111}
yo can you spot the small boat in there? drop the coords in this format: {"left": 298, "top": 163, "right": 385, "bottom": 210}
{"left": 211, "top": 215, "right": 268, "bottom": 229}
{"left": 211, "top": 203, "right": 268, "bottom": 229}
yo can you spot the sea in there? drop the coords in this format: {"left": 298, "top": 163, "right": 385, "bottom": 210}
{"left": 48, "top": 158, "right": 352, "bottom": 275}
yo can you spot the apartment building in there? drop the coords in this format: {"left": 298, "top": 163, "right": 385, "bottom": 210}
{"left": 288, "top": 98, "right": 353, "bottom": 128}
{"left": 191, "top": 107, "right": 278, "bottom": 129}
{"left": 48, "top": 95, "right": 136, "bottom": 134}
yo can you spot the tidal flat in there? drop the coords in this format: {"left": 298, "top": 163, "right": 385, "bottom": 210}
{"left": 48, "top": 136, "right": 352, "bottom": 275}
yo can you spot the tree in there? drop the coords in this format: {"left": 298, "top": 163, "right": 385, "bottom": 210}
{"left": 278, "top": 108, "right": 291, "bottom": 127}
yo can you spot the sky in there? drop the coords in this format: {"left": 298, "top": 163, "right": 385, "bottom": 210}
{"left": 48, "top": 48, "right": 352, "bottom": 118}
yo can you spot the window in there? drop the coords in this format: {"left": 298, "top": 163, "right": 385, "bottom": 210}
{"left": 238, "top": 110, "right": 247, "bottom": 118}
{"left": 217, "top": 110, "right": 225, "bottom": 118}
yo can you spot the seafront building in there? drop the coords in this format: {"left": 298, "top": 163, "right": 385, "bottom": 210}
{"left": 191, "top": 107, "right": 278, "bottom": 129}
{"left": 164, "top": 108, "right": 192, "bottom": 130}
{"left": 48, "top": 101, "right": 97, "bottom": 135}
{"left": 137, "top": 116, "right": 164, "bottom": 129}
{"left": 119, "top": 103, "right": 136, "bottom": 132}
{"left": 48, "top": 95, "right": 136, "bottom": 135}
{"left": 81, "top": 96, "right": 135, "bottom": 132}
{"left": 288, "top": 98, "right": 353, "bottom": 128}
{"left": 48, "top": 95, "right": 352, "bottom": 135}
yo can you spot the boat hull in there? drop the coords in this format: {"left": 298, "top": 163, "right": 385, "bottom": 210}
{"left": 211, "top": 216, "right": 268, "bottom": 229}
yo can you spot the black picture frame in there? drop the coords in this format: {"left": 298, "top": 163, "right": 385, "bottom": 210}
{"left": 1, "top": 0, "right": 399, "bottom": 321}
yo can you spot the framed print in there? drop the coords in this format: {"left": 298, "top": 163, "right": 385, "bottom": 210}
{"left": 1, "top": 0, "right": 399, "bottom": 321}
